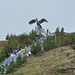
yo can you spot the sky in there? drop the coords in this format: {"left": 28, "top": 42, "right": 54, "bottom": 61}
{"left": 0, "top": 0, "right": 75, "bottom": 40}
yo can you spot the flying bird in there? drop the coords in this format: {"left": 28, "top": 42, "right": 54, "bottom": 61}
{"left": 29, "top": 18, "right": 48, "bottom": 30}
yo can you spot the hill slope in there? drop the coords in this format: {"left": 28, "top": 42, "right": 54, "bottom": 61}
{"left": 10, "top": 45, "right": 75, "bottom": 75}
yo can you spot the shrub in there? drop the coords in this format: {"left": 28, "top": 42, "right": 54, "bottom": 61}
{"left": 66, "top": 52, "right": 70, "bottom": 57}
{"left": 71, "top": 45, "right": 75, "bottom": 50}
{"left": 6, "top": 60, "right": 16, "bottom": 73}
{"left": 43, "top": 36, "right": 56, "bottom": 51}
{"left": 21, "top": 56, "right": 27, "bottom": 64}
{"left": 58, "top": 69, "right": 62, "bottom": 73}
{"left": 31, "top": 43, "right": 41, "bottom": 55}
{"left": 0, "top": 65, "right": 5, "bottom": 74}
{"left": 16, "top": 55, "right": 22, "bottom": 68}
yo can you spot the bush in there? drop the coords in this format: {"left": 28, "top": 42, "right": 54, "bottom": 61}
{"left": 0, "top": 65, "right": 5, "bottom": 74}
{"left": 6, "top": 60, "right": 16, "bottom": 73}
{"left": 31, "top": 43, "right": 41, "bottom": 55}
{"left": 16, "top": 55, "right": 27, "bottom": 68}
{"left": 66, "top": 52, "right": 70, "bottom": 57}
{"left": 58, "top": 69, "right": 62, "bottom": 73}
{"left": 6, "top": 56, "right": 27, "bottom": 74}
{"left": 43, "top": 36, "right": 56, "bottom": 51}
{"left": 16, "top": 55, "right": 22, "bottom": 68}
{"left": 71, "top": 45, "right": 75, "bottom": 50}
{"left": 21, "top": 56, "right": 27, "bottom": 64}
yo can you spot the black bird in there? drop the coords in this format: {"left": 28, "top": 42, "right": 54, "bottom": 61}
{"left": 29, "top": 18, "right": 48, "bottom": 30}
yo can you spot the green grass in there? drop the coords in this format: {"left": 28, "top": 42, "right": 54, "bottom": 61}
{"left": 9, "top": 45, "right": 75, "bottom": 75}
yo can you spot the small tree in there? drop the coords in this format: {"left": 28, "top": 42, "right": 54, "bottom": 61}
{"left": 60, "top": 27, "right": 64, "bottom": 46}
{"left": 16, "top": 55, "right": 22, "bottom": 68}
{"left": 55, "top": 27, "right": 60, "bottom": 47}
{"left": 43, "top": 35, "right": 56, "bottom": 51}
{"left": 1, "top": 65, "right": 5, "bottom": 74}
{"left": 71, "top": 45, "right": 75, "bottom": 50}
{"left": 6, "top": 33, "right": 10, "bottom": 40}
{"left": 0, "top": 66, "right": 1, "bottom": 74}
{"left": 31, "top": 43, "right": 41, "bottom": 55}
{"left": 21, "top": 56, "right": 27, "bottom": 64}
{"left": 6, "top": 60, "right": 15, "bottom": 73}
{"left": 29, "top": 30, "right": 39, "bottom": 41}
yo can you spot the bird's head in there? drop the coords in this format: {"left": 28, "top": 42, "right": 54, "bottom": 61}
{"left": 36, "top": 18, "right": 38, "bottom": 22}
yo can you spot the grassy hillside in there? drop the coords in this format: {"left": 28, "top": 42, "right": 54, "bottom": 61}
{"left": 0, "top": 41, "right": 8, "bottom": 46}
{"left": 10, "top": 45, "right": 75, "bottom": 75}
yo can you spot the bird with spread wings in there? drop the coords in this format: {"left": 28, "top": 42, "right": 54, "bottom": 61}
{"left": 29, "top": 18, "right": 48, "bottom": 30}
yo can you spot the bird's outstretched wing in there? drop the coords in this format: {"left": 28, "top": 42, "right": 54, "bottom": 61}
{"left": 29, "top": 19, "right": 36, "bottom": 24}
{"left": 39, "top": 18, "right": 48, "bottom": 24}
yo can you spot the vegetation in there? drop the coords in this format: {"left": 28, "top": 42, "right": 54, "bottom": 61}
{"left": 0, "top": 27, "right": 75, "bottom": 74}
{"left": 16, "top": 55, "right": 27, "bottom": 68}
{"left": 0, "top": 30, "right": 40, "bottom": 62}
{"left": 0, "top": 65, "right": 5, "bottom": 74}
{"left": 9, "top": 46, "right": 75, "bottom": 75}
{"left": 29, "top": 30, "right": 39, "bottom": 41}
{"left": 31, "top": 43, "right": 41, "bottom": 55}
{"left": 0, "top": 41, "right": 8, "bottom": 62}
{"left": 71, "top": 45, "right": 75, "bottom": 50}
{"left": 43, "top": 35, "right": 56, "bottom": 51}
{"left": 0, "top": 55, "right": 27, "bottom": 74}
{"left": 0, "top": 33, "right": 29, "bottom": 62}
{"left": 6, "top": 60, "right": 15, "bottom": 73}
{"left": 43, "top": 27, "right": 75, "bottom": 51}
{"left": 0, "top": 46, "right": 6, "bottom": 62}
